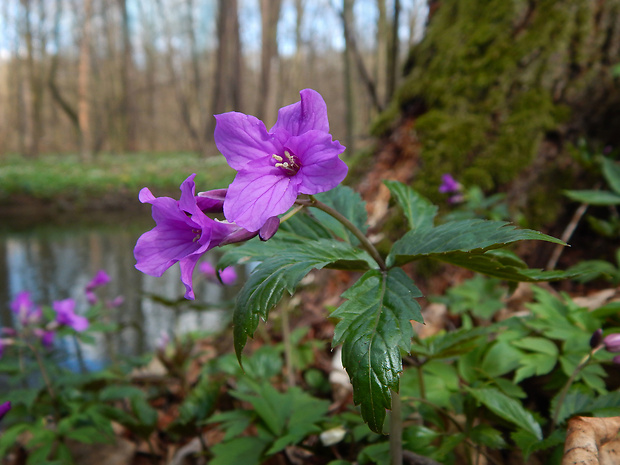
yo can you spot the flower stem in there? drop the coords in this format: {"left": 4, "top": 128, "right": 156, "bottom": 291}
{"left": 552, "top": 347, "right": 599, "bottom": 429}
{"left": 389, "top": 390, "right": 403, "bottom": 465}
{"left": 295, "top": 197, "right": 387, "bottom": 271}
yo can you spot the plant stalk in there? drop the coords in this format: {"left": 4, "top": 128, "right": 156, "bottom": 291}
{"left": 295, "top": 196, "right": 387, "bottom": 271}
{"left": 390, "top": 390, "right": 403, "bottom": 465}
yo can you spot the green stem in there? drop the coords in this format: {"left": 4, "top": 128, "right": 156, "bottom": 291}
{"left": 551, "top": 347, "right": 599, "bottom": 429}
{"left": 295, "top": 197, "right": 387, "bottom": 271}
{"left": 389, "top": 391, "right": 403, "bottom": 465}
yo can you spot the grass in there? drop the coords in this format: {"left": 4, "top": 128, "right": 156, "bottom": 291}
{"left": 0, "top": 152, "right": 236, "bottom": 202}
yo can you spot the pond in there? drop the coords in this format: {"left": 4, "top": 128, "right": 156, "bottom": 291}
{"left": 0, "top": 209, "right": 241, "bottom": 371}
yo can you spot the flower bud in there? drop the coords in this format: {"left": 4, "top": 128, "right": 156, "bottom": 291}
{"left": 590, "top": 328, "right": 603, "bottom": 348}
{"left": 196, "top": 189, "right": 227, "bottom": 213}
{"left": 259, "top": 216, "right": 280, "bottom": 241}
{"left": 603, "top": 333, "right": 620, "bottom": 353}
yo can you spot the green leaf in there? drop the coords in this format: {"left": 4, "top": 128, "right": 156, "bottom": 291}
{"left": 210, "top": 436, "right": 270, "bottom": 465}
{"left": 602, "top": 157, "right": 620, "bottom": 195}
{"left": 278, "top": 210, "right": 335, "bottom": 241}
{"left": 313, "top": 185, "right": 368, "bottom": 244}
{"left": 332, "top": 268, "right": 424, "bottom": 433}
{"left": 470, "top": 424, "right": 507, "bottom": 449}
{"left": 467, "top": 387, "right": 542, "bottom": 439}
{"left": 512, "top": 429, "right": 565, "bottom": 462}
{"left": 233, "top": 240, "right": 374, "bottom": 361}
{"left": 564, "top": 189, "right": 620, "bottom": 205}
{"left": 550, "top": 388, "right": 593, "bottom": 426}
{"left": 388, "top": 219, "right": 565, "bottom": 269}
{"left": 383, "top": 180, "right": 437, "bottom": 230}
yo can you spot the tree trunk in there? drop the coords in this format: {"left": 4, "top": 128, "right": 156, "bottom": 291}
{"left": 375, "top": 0, "right": 388, "bottom": 107}
{"left": 78, "top": 0, "right": 93, "bottom": 161}
{"left": 207, "top": 0, "right": 242, "bottom": 141}
{"left": 118, "top": 0, "right": 137, "bottom": 152}
{"left": 342, "top": 0, "right": 356, "bottom": 155}
{"left": 386, "top": 0, "right": 401, "bottom": 102}
{"left": 256, "top": 0, "right": 282, "bottom": 125}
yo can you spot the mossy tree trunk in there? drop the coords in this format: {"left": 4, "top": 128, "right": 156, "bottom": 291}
{"left": 376, "top": 0, "right": 620, "bottom": 225}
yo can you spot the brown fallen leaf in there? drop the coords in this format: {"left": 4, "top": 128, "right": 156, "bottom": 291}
{"left": 562, "top": 416, "right": 620, "bottom": 465}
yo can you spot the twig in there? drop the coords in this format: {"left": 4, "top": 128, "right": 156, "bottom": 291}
{"left": 546, "top": 202, "right": 589, "bottom": 270}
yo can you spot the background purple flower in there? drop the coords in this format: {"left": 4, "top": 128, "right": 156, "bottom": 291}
{"left": 214, "top": 88, "right": 347, "bottom": 232}
{"left": 134, "top": 174, "right": 241, "bottom": 299}
{"left": 439, "top": 174, "right": 462, "bottom": 193}
{"left": 53, "top": 298, "right": 89, "bottom": 332}
{"left": 10, "top": 291, "right": 42, "bottom": 326}
{"left": 200, "top": 262, "right": 237, "bottom": 286}
{"left": 0, "top": 401, "right": 10, "bottom": 421}
{"left": 85, "top": 270, "right": 111, "bottom": 304}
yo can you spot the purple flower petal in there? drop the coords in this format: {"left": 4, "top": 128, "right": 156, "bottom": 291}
{"left": 86, "top": 270, "right": 110, "bottom": 291}
{"left": 0, "top": 401, "right": 11, "bottom": 420}
{"left": 271, "top": 89, "right": 330, "bottom": 136}
{"left": 224, "top": 160, "right": 300, "bottom": 231}
{"left": 214, "top": 113, "right": 280, "bottom": 170}
{"left": 285, "top": 131, "right": 347, "bottom": 194}
{"left": 53, "top": 299, "right": 89, "bottom": 332}
{"left": 179, "top": 253, "right": 202, "bottom": 300}
{"left": 219, "top": 267, "right": 237, "bottom": 285}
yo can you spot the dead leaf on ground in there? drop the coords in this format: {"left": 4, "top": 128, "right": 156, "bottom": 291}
{"left": 562, "top": 416, "right": 620, "bottom": 465}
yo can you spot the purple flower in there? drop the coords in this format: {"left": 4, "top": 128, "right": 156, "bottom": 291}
{"left": 0, "top": 401, "right": 10, "bottom": 421}
{"left": 134, "top": 174, "right": 245, "bottom": 299}
{"left": 604, "top": 333, "right": 620, "bottom": 353}
{"left": 85, "top": 270, "right": 111, "bottom": 304}
{"left": 214, "top": 88, "right": 347, "bottom": 232}
{"left": 439, "top": 174, "right": 462, "bottom": 194}
{"left": 53, "top": 299, "right": 89, "bottom": 332}
{"left": 10, "top": 291, "right": 42, "bottom": 326}
{"left": 200, "top": 262, "right": 238, "bottom": 286}
{"left": 590, "top": 329, "right": 603, "bottom": 348}
{"left": 34, "top": 328, "right": 55, "bottom": 347}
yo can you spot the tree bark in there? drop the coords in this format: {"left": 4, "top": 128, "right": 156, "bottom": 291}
{"left": 208, "top": 0, "right": 243, "bottom": 140}
{"left": 118, "top": 0, "right": 137, "bottom": 152}
{"left": 256, "top": 0, "right": 282, "bottom": 125}
{"left": 78, "top": 0, "right": 93, "bottom": 161}
{"left": 342, "top": 0, "right": 356, "bottom": 155}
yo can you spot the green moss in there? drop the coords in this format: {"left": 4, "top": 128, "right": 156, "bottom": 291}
{"left": 375, "top": 0, "right": 615, "bottom": 225}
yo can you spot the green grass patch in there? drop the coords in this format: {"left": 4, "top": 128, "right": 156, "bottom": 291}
{"left": 0, "top": 152, "right": 236, "bottom": 202}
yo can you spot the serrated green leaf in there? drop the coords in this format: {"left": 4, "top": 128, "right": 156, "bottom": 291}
{"left": 313, "top": 185, "right": 368, "bottom": 244}
{"left": 564, "top": 189, "right": 620, "bottom": 205}
{"left": 279, "top": 209, "right": 335, "bottom": 241}
{"left": 233, "top": 240, "right": 375, "bottom": 361}
{"left": 468, "top": 387, "right": 542, "bottom": 439}
{"left": 470, "top": 424, "right": 507, "bottom": 449}
{"left": 383, "top": 180, "right": 437, "bottom": 230}
{"left": 550, "top": 388, "right": 593, "bottom": 426}
{"left": 388, "top": 219, "right": 565, "bottom": 268}
{"left": 512, "top": 429, "right": 564, "bottom": 461}
{"left": 331, "top": 268, "right": 423, "bottom": 433}
{"left": 602, "top": 157, "right": 620, "bottom": 194}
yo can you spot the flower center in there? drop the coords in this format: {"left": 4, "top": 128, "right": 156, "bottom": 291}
{"left": 272, "top": 150, "right": 300, "bottom": 176}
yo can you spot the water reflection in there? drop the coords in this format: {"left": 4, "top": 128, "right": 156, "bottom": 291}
{"left": 0, "top": 217, "right": 240, "bottom": 369}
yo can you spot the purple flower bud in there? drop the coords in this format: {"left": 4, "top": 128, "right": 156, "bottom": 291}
{"left": 196, "top": 189, "right": 227, "bottom": 213}
{"left": 259, "top": 216, "right": 280, "bottom": 241}
{"left": 613, "top": 355, "right": 620, "bottom": 365}
{"left": 603, "top": 333, "right": 620, "bottom": 353}
{"left": 0, "top": 401, "right": 11, "bottom": 421}
{"left": 85, "top": 270, "right": 111, "bottom": 304}
{"left": 590, "top": 329, "right": 603, "bottom": 348}
{"left": 106, "top": 296, "right": 124, "bottom": 309}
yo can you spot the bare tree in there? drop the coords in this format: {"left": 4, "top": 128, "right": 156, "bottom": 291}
{"left": 208, "top": 0, "right": 243, "bottom": 137}
{"left": 118, "top": 0, "right": 137, "bottom": 152}
{"left": 342, "top": 0, "right": 356, "bottom": 154}
{"left": 257, "top": 0, "right": 282, "bottom": 125}
{"left": 78, "top": 0, "right": 93, "bottom": 161}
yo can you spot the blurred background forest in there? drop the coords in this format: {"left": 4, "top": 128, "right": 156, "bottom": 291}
{"left": 0, "top": 0, "right": 425, "bottom": 159}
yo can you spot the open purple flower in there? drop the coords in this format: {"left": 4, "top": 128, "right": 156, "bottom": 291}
{"left": 53, "top": 299, "right": 89, "bottom": 332}
{"left": 134, "top": 174, "right": 246, "bottom": 299}
{"left": 214, "top": 88, "right": 347, "bottom": 232}
{"left": 10, "top": 291, "right": 42, "bottom": 326}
